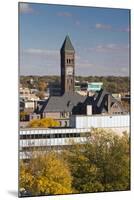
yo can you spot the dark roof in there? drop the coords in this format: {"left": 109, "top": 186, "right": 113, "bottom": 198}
{"left": 38, "top": 92, "right": 86, "bottom": 113}
{"left": 61, "top": 35, "right": 75, "bottom": 52}
{"left": 94, "top": 89, "right": 123, "bottom": 113}
{"left": 36, "top": 89, "right": 125, "bottom": 115}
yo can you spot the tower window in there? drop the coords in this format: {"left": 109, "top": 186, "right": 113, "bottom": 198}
{"left": 67, "top": 59, "right": 71, "bottom": 64}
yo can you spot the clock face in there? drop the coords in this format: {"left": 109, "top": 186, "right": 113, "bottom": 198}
{"left": 66, "top": 67, "right": 73, "bottom": 75}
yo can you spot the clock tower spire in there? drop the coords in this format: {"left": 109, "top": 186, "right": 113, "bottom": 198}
{"left": 60, "top": 35, "right": 75, "bottom": 95}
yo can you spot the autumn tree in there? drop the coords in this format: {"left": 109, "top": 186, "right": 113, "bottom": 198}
{"left": 63, "top": 128, "right": 130, "bottom": 193}
{"left": 36, "top": 91, "right": 45, "bottom": 100}
{"left": 27, "top": 117, "right": 60, "bottom": 128}
{"left": 20, "top": 111, "right": 28, "bottom": 121}
{"left": 63, "top": 143, "right": 104, "bottom": 193}
{"left": 19, "top": 128, "right": 130, "bottom": 196}
{"left": 38, "top": 81, "right": 47, "bottom": 92}
{"left": 84, "top": 129, "right": 130, "bottom": 191}
{"left": 19, "top": 152, "right": 72, "bottom": 196}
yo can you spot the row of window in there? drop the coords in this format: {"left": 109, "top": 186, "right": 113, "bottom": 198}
{"left": 21, "top": 145, "right": 71, "bottom": 152}
{"left": 66, "top": 59, "right": 74, "bottom": 64}
{"left": 20, "top": 133, "right": 81, "bottom": 140}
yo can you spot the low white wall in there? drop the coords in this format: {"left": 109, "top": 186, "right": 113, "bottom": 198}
{"left": 71, "top": 114, "right": 130, "bottom": 129}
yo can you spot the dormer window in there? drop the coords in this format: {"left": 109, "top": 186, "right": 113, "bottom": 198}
{"left": 67, "top": 100, "right": 71, "bottom": 107}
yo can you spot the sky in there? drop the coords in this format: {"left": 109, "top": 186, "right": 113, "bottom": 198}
{"left": 19, "top": 2, "right": 130, "bottom": 76}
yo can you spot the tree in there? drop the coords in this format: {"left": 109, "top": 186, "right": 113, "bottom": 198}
{"left": 38, "top": 81, "right": 47, "bottom": 92}
{"left": 19, "top": 152, "right": 72, "bottom": 196}
{"left": 20, "top": 111, "right": 28, "bottom": 121}
{"left": 63, "top": 143, "right": 104, "bottom": 193}
{"left": 27, "top": 117, "right": 60, "bottom": 128}
{"left": 85, "top": 128, "right": 130, "bottom": 191}
{"left": 36, "top": 91, "right": 45, "bottom": 100}
{"left": 63, "top": 128, "right": 130, "bottom": 193}
{"left": 19, "top": 128, "right": 130, "bottom": 196}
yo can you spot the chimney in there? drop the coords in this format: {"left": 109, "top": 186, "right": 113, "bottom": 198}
{"left": 34, "top": 100, "right": 38, "bottom": 110}
{"left": 108, "top": 95, "right": 111, "bottom": 114}
{"left": 86, "top": 105, "right": 92, "bottom": 115}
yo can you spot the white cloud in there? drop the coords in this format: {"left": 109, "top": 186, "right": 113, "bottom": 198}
{"left": 76, "top": 57, "right": 94, "bottom": 69}
{"left": 19, "top": 3, "right": 34, "bottom": 14}
{"left": 117, "top": 27, "right": 130, "bottom": 32}
{"left": 95, "top": 23, "right": 112, "bottom": 30}
{"left": 23, "top": 48, "right": 59, "bottom": 58}
{"left": 20, "top": 48, "right": 60, "bottom": 75}
{"left": 95, "top": 23, "right": 130, "bottom": 33}
{"left": 88, "top": 44, "right": 129, "bottom": 53}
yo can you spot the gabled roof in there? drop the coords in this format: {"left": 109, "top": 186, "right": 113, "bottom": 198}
{"left": 35, "top": 89, "right": 125, "bottom": 115}
{"left": 38, "top": 92, "right": 86, "bottom": 113}
{"left": 94, "top": 89, "right": 123, "bottom": 114}
{"left": 61, "top": 35, "right": 75, "bottom": 52}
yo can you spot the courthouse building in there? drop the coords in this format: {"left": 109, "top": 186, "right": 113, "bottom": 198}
{"left": 35, "top": 35, "right": 125, "bottom": 126}
{"left": 19, "top": 36, "right": 130, "bottom": 159}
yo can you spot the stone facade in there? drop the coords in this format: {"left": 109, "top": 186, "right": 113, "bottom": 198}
{"left": 60, "top": 35, "right": 75, "bottom": 95}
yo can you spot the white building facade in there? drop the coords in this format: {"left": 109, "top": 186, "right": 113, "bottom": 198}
{"left": 19, "top": 114, "right": 130, "bottom": 159}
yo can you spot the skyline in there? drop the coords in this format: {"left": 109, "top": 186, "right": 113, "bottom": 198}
{"left": 19, "top": 3, "right": 130, "bottom": 76}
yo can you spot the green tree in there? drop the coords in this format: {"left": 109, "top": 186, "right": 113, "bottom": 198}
{"left": 19, "top": 128, "right": 130, "bottom": 196}
{"left": 63, "top": 143, "right": 104, "bottom": 193}
{"left": 85, "top": 129, "right": 130, "bottom": 191}
{"left": 63, "top": 128, "right": 130, "bottom": 193}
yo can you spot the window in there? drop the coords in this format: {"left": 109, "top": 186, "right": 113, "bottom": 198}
{"left": 65, "top": 121, "right": 68, "bottom": 127}
{"left": 61, "top": 112, "right": 64, "bottom": 117}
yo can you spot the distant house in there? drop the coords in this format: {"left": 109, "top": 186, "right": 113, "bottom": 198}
{"left": 20, "top": 87, "right": 39, "bottom": 101}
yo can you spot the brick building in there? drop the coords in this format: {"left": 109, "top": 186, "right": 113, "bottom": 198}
{"left": 34, "top": 35, "right": 125, "bottom": 127}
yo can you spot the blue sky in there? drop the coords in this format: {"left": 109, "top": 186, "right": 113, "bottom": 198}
{"left": 19, "top": 2, "right": 130, "bottom": 76}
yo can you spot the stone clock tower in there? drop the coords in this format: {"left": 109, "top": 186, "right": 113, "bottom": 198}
{"left": 60, "top": 35, "right": 75, "bottom": 95}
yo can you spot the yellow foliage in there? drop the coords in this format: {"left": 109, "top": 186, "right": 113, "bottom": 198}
{"left": 20, "top": 111, "right": 28, "bottom": 121}
{"left": 28, "top": 117, "right": 60, "bottom": 128}
{"left": 19, "top": 152, "right": 72, "bottom": 196}
{"left": 19, "top": 128, "right": 130, "bottom": 196}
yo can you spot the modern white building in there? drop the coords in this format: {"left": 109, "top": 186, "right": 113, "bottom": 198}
{"left": 70, "top": 114, "right": 129, "bottom": 133}
{"left": 19, "top": 114, "right": 129, "bottom": 159}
